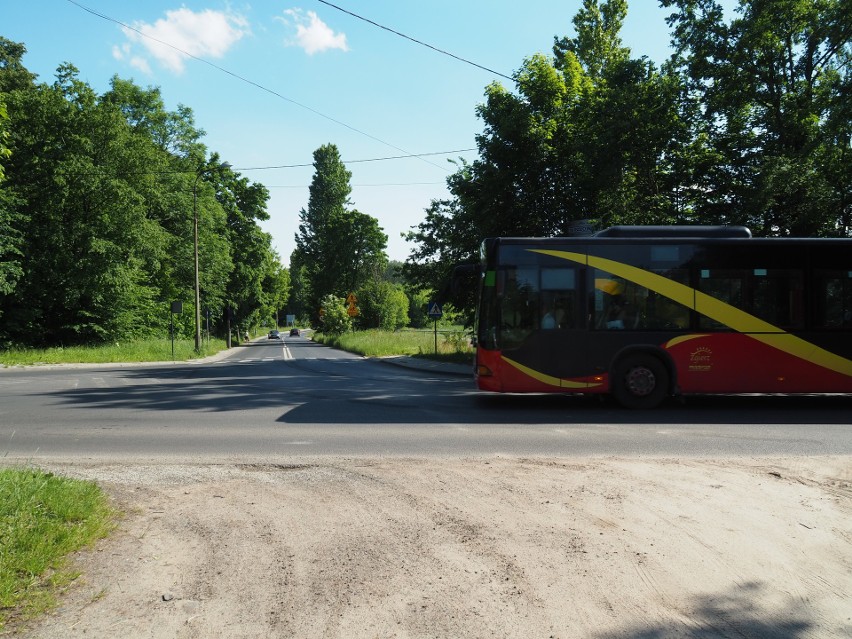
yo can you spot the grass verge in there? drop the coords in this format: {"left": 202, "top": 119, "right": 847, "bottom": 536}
{"left": 0, "top": 338, "right": 230, "bottom": 367}
{"left": 312, "top": 328, "right": 474, "bottom": 364}
{"left": 0, "top": 467, "right": 117, "bottom": 630}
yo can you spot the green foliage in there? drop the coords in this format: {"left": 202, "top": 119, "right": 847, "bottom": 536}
{"left": 355, "top": 280, "right": 409, "bottom": 330}
{"left": 661, "top": 0, "right": 852, "bottom": 235}
{"left": 312, "top": 327, "right": 474, "bottom": 360}
{"left": 0, "top": 468, "right": 116, "bottom": 628}
{"left": 0, "top": 99, "right": 11, "bottom": 176}
{"left": 0, "top": 41, "right": 280, "bottom": 347}
{"left": 317, "top": 293, "right": 351, "bottom": 335}
{"left": 0, "top": 99, "right": 23, "bottom": 304}
{"left": 294, "top": 144, "right": 388, "bottom": 324}
{"left": 0, "top": 338, "right": 229, "bottom": 366}
{"left": 265, "top": 262, "right": 291, "bottom": 326}
{"left": 407, "top": 288, "right": 431, "bottom": 328}
{"left": 405, "top": 2, "right": 685, "bottom": 312}
{"left": 405, "top": 0, "right": 852, "bottom": 321}
{"left": 554, "top": 0, "right": 629, "bottom": 80}
{"left": 0, "top": 38, "right": 37, "bottom": 94}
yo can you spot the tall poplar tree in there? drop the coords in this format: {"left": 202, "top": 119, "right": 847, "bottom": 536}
{"left": 294, "top": 144, "right": 387, "bottom": 323}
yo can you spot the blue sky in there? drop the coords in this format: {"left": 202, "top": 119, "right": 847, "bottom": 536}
{"left": 5, "top": 1, "right": 735, "bottom": 263}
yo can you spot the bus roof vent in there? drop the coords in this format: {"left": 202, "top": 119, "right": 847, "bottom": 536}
{"left": 594, "top": 225, "right": 752, "bottom": 238}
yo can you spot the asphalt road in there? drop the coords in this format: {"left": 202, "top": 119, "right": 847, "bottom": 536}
{"left": 2, "top": 335, "right": 851, "bottom": 461}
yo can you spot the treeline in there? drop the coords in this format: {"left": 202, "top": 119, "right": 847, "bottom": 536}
{"left": 0, "top": 38, "right": 288, "bottom": 347}
{"left": 404, "top": 0, "right": 852, "bottom": 309}
{"left": 3, "top": 1, "right": 850, "bottom": 343}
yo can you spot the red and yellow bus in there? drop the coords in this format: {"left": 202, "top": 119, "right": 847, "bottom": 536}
{"left": 473, "top": 226, "right": 852, "bottom": 408}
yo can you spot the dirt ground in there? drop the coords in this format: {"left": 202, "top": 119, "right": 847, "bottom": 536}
{"left": 6, "top": 456, "right": 852, "bottom": 638}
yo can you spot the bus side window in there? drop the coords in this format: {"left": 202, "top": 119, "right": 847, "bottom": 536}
{"left": 699, "top": 268, "right": 804, "bottom": 329}
{"left": 698, "top": 270, "right": 744, "bottom": 330}
{"left": 750, "top": 269, "right": 804, "bottom": 328}
{"left": 815, "top": 271, "right": 852, "bottom": 328}
{"left": 540, "top": 268, "right": 577, "bottom": 330}
{"left": 540, "top": 294, "right": 575, "bottom": 329}
{"left": 499, "top": 267, "right": 538, "bottom": 348}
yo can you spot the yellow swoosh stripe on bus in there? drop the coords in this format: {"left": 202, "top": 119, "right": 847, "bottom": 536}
{"left": 532, "top": 249, "right": 852, "bottom": 378}
{"left": 502, "top": 356, "right": 602, "bottom": 389}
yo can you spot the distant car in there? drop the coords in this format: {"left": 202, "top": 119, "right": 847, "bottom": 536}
{"left": 268, "top": 330, "right": 281, "bottom": 339}
{"left": 289, "top": 328, "right": 300, "bottom": 337}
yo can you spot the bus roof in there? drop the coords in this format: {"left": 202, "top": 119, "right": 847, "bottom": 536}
{"left": 593, "top": 225, "right": 752, "bottom": 238}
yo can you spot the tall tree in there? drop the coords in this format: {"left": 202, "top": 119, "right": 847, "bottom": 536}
{"left": 405, "top": 0, "right": 684, "bottom": 306}
{"left": 0, "top": 98, "right": 23, "bottom": 306}
{"left": 222, "top": 167, "right": 274, "bottom": 334}
{"left": 553, "top": 0, "right": 629, "bottom": 80}
{"left": 295, "top": 144, "right": 387, "bottom": 323}
{"left": 0, "top": 43, "right": 279, "bottom": 345}
{"left": 344, "top": 209, "right": 388, "bottom": 291}
{"left": 295, "top": 144, "right": 352, "bottom": 316}
{"left": 102, "top": 76, "right": 205, "bottom": 158}
{"left": 2, "top": 64, "right": 167, "bottom": 343}
{"left": 0, "top": 37, "right": 37, "bottom": 93}
{"left": 662, "top": 0, "right": 852, "bottom": 235}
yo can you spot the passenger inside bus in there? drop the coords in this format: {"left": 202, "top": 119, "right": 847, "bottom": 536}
{"left": 541, "top": 300, "right": 558, "bottom": 329}
{"left": 606, "top": 295, "right": 626, "bottom": 329}
{"left": 541, "top": 297, "right": 571, "bottom": 329}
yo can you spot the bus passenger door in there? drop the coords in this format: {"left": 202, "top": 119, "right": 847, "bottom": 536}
{"left": 538, "top": 265, "right": 592, "bottom": 390}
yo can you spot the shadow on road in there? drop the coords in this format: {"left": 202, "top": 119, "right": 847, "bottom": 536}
{"left": 39, "top": 338, "right": 852, "bottom": 427}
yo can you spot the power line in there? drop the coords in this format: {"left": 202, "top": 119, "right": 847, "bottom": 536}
{"left": 236, "top": 148, "right": 476, "bottom": 171}
{"left": 62, "top": 148, "right": 477, "bottom": 178}
{"left": 65, "top": 0, "right": 451, "bottom": 171}
{"left": 266, "top": 182, "right": 446, "bottom": 188}
{"left": 315, "top": 0, "right": 513, "bottom": 81}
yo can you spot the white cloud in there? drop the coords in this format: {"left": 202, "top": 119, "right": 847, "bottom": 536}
{"left": 112, "top": 42, "right": 153, "bottom": 75}
{"left": 280, "top": 8, "right": 348, "bottom": 55}
{"left": 120, "top": 8, "right": 250, "bottom": 74}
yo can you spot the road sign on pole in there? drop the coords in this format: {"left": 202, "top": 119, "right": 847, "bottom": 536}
{"left": 427, "top": 302, "right": 443, "bottom": 353}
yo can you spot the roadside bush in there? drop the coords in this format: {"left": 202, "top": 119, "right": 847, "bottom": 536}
{"left": 318, "top": 294, "right": 351, "bottom": 335}
{"left": 356, "top": 281, "right": 408, "bottom": 330}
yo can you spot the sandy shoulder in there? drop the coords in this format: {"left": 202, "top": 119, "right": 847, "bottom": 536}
{"left": 7, "top": 456, "right": 852, "bottom": 639}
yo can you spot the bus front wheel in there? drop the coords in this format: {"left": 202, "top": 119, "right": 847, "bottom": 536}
{"left": 611, "top": 354, "right": 669, "bottom": 409}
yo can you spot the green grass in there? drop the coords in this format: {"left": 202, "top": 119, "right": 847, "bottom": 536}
{"left": 0, "top": 467, "right": 117, "bottom": 629}
{"left": 0, "top": 337, "right": 230, "bottom": 367}
{"left": 313, "top": 328, "right": 474, "bottom": 364}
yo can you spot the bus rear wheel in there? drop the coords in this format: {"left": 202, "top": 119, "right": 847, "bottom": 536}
{"left": 611, "top": 354, "right": 669, "bottom": 409}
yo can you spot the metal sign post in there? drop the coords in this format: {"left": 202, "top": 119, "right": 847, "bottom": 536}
{"left": 427, "top": 302, "right": 443, "bottom": 354}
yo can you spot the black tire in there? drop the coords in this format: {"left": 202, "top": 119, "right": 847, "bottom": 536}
{"left": 611, "top": 354, "right": 669, "bottom": 409}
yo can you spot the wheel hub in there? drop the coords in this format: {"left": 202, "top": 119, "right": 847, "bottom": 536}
{"left": 626, "top": 366, "right": 656, "bottom": 397}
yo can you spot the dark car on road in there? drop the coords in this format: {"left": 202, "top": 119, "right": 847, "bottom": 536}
{"left": 289, "top": 328, "right": 300, "bottom": 337}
